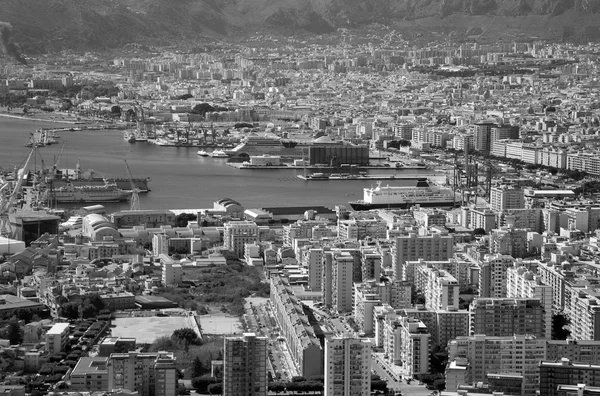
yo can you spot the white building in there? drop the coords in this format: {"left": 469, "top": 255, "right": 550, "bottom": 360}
{"left": 45, "top": 323, "right": 70, "bottom": 354}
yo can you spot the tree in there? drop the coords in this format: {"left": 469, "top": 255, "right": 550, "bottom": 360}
{"left": 191, "top": 376, "right": 218, "bottom": 393}
{"left": 7, "top": 320, "right": 22, "bottom": 345}
{"left": 110, "top": 105, "right": 122, "bottom": 115}
{"left": 291, "top": 376, "right": 306, "bottom": 383}
{"left": 171, "top": 328, "right": 199, "bottom": 351}
{"left": 473, "top": 228, "right": 487, "bottom": 236}
{"left": 191, "top": 356, "right": 207, "bottom": 378}
{"left": 175, "top": 213, "right": 198, "bottom": 227}
{"left": 553, "top": 313, "right": 571, "bottom": 340}
{"left": 371, "top": 380, "right": 388, "bottom": 392}
{"left": 150, "top": 336, "right": 174, "bottom": 351}
{"left": 207, "top": 383, "right": 222, "bottom": 395}
{"left": 268, "top": 382, "right": 286, "bottom": 394}
{"left": 191, "top": 103, "right": 215, "bottom": 117}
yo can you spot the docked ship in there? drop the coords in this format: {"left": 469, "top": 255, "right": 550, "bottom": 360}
{"left": 349, "top": 179, "right": 456, "bottom": 211}
{"left": 211, "top": 149, "right": 229, "bottom": 158}
{"left": 226, "top": 135, "right": 308, "bottom": 158}
{"left": 52, "top": 180, "right": 131, "bottom": 203}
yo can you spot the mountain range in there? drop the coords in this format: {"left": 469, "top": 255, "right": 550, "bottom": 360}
{"left": 5, "top": 0, "right": 600, "bottom": 53}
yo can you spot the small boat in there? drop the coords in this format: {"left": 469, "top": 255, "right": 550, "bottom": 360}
{"left": 197, "top": 150, "right": 209, "bottom": 157}
{"left": 211, "top": 150, "right": 229, "bottom": 158}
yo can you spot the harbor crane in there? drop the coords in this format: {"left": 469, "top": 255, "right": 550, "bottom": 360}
{"left": 124, "top": 160, "right": 140, "bottom": 211}
{"left": 52, "top": 141, "right": 67, "bottom": 178}
{"left": 1, "top": 148, "right": 35, "bottom": 238}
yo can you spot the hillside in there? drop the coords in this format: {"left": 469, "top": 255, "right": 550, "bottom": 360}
{"left": 4, "top": 0, "right": 600, "bottom": 53}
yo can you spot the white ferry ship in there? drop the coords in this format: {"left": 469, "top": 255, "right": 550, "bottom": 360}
{"left": 349, "top": 179, "right": 456, "bottom": 211}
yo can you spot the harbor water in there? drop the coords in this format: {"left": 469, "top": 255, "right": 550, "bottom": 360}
{"left": 0, "top": 118, "right": 438, "bottom": 211}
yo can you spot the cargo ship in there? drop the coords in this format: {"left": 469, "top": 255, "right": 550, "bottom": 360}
{"left": 349, "top": 179, "right": 456, "bottom": 211}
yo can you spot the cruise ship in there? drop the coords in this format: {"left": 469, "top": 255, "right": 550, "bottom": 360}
{"left": 226, "top": 135, "right": 308, "bottom": 158}
{"left": 349, "top": 179, "right": 456, "bottom": 211}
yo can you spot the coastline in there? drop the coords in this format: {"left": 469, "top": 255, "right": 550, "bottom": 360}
{"left": 0, "top": 112, "right": 81, "bottom": 125}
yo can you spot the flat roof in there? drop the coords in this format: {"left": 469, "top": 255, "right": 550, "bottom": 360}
{"left": 47, "top": 322, "right": 70, "bottom": 335}
{"left": 71, "top": 357, "right": 108, "bottom": 375}
{"left": 0, "top": 295, "right": 45, "bottom": 311}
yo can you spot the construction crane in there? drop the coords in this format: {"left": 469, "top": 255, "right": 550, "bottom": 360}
{"left": 1, "top": 148, "right": 35, "bottom": 238}
{"left": 52, "top": 141, "right": 67, "bottom": 179}
{"left": 124, "top": 160, "right": 140, "bottom": 211}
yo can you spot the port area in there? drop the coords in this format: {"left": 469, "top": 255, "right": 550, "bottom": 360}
{"left": 296, "top": 174, "right": 438, "bottom": 181}
{"left": 226, "top": 162, "right": 426, "bottom": 170}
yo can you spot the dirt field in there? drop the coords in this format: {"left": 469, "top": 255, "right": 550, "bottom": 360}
{"left": 111, "top": 316, "right": 195, "bottom": 343}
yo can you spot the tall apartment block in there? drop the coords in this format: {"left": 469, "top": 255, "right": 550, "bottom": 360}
{"left": 392, "top": 233, "right": 453, "bottom": 281}
{"left": 223, "top": 221, "right": 259, "bottom": 258}
{"left": 490, "top": 185, "right": 525, "bottom": 212}
{"left": 324, "top": 335, "right": 371, "bottom": 396}
{"left": 383, "top": 316, "right": 430, "bottom": 377}
{"left": 361, "top": 248, "right": 381, "bottom": 281}
{"left": 446, "top": 334, "right": 546, "bottom": 396}
{"left": 331, "top": 251, "right": 354, "bottom": 313}
{"left": 473, "top": 122, "right": 496, "bottom": 153}
{"left": 223, "top": 333, "right": 267, "bottom": 396}
{"left": 107, "top": 352, "right": 177, "bottom": 396}
{"left": 414, "top": 262, "right": 460, "bottom": 311}
{"left": 469, "top": 298, "right": 545, "bottom": 338}
{"left": 507, "top": 266, "right": 553, "bottom": 339}
{"left": 490, "top": 227, "right": 529, "bottom": 258}
{"left": 478, "top": 254, "right": 515, "bottom": 298}
{"left": 307, "top": 248, "right": 323, "bottom": 291}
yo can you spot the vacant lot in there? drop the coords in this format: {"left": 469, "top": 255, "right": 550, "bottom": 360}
{"left": 197, "top": 313, "right": 243, "bottom": 335}
{"left": 112, "top": 316, "right": 194, "bottom": 343}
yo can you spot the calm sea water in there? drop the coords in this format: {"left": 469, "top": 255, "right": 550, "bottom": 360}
{"left": 0, "top": 117, "right": 435, "bottom": 211}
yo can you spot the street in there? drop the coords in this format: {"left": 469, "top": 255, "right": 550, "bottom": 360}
{"left": 371, "top": 353, "right": 433, "bottom": 396}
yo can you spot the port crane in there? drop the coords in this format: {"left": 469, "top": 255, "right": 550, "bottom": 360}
{"left": 124, "top": 160, "right": 140, "bottom": 211}
{"left": 0, "top": 148, "right": 35, "bottom": 238}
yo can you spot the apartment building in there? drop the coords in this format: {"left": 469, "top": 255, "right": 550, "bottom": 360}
{"left": 307, "top": 248, "right": 323, "bottom": 291}
{"left": 270, "top": 276, "right": 323, "bottom": 377}
{"left": 490, "top": 185, "right": 525, "bottom": 212}
{"left": 324, "top": 335, "right": 371, "bottom": 396}
{"left": 507, "top": 266, "right": 553, "bottom": 339}
{"left": 45, "top": 323, "right": 70, "bottom": 354}
{"left": 490, "top": 227, "right": 529, "bottom": 258}
{"left": 383, "top": 316, "right": 430, "bottom": 377}
{"left": 414, "top": 262, "right": 460, "bottom": 311}
{"left": 223, "top": 333, "right": 267, "bottom": 396}
{"left": 353, "top": 282, "right": 381, "bottom": 336}
{"left": 70, "top": 357, "right": 109, "bottom": 391}
{"left": 223, "top": 221, "right": 259, "bottom": 258}
{"left": 478, "top": 254, "right": 515, "bottom": 298}
{"left": 469, "top": 298, "right": 545, "bottom": 338}
{"left": 337, "top": 218, "right": 387, "bottom": 241}
{"left": 361, "top": 248, "right": 381, "bottom": 281}
{"left": 539, "top": 359, "right": 600, "bottom": 396}
{"left": 447, "top": 334, "right": 546, "bottom": 396}
{"left": 392, "top": 233, "right": 453, "bottom": 281}
{"left": 331, "top": 251, "right": 355, "bottom": 313}
{"left": 546, "top": 339, "right": 600, "bottom": 363}
{"left": 106, "top": 352, "right": 177, "bottom": 396}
